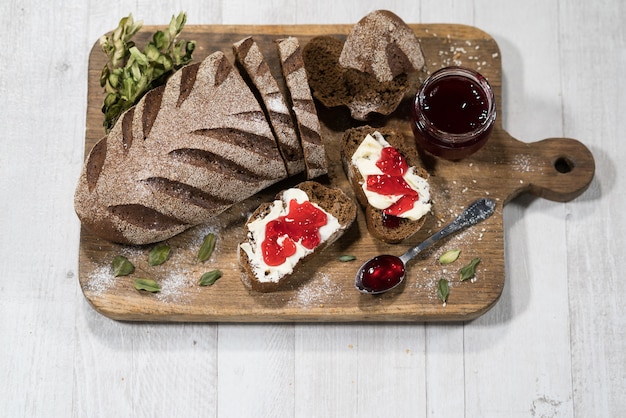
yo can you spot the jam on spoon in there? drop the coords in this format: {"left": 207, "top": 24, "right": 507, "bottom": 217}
{"left": 358, "top": 254, "right": 406, "bottom": 293}
{"left": 355, "top": 197, "right": 496, "bottom": 294}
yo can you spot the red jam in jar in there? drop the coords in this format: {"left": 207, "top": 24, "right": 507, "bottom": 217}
{"left": 411, "top": 66, "right": 496, "bottom": 160}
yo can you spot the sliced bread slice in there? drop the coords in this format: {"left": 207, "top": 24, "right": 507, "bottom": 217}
{"left": 233, "top": 36, "right": 305, "bottom": 177}
{"left": 302, "top": 35, "right": 411, "bottom": 121}
{"left": 276, "top": 37, "right": 328, "bottom": 179}
{"left": 239, "top": 181, "right": 356, "bottom": 292}
{"left": 341, "top": 126, "right": 431, "bottom": 243}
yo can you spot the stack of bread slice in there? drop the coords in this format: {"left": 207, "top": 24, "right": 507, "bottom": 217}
{"left": 75, "top": 37, "right": 327, "bottom": 245}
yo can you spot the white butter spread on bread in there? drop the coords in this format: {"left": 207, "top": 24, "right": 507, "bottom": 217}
{"left": 351, "top": 131, "right": 431, "bottom": 221}
{"left": 240, "top": 188, "right": 341, "bottom": 284}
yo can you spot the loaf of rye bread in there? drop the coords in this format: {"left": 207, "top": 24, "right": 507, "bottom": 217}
{"left": 339, "top": 10, "right": 425, "bottom": 83}
{"left": 340, "top": 126, "right": 431, "bottom": 244}
{"left": 239, "top": 181, "right": 356, "bottom": 292}
{"left": 233, "top": 37, "right": 305, "bottom": 177}
{"left": 276, "top": 37, "right": 328, "bottom": 179}
{"left": 74, "top": 51, "right": 289, "bottom": 245}
{"left": 303, "top": 35, "right": 411, "bottom": 120}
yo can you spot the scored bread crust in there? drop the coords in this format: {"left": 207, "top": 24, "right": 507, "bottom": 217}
{"left": 233, "top": 37, "right": 305, "bottom": 177}
{"left": 74, "top": 51, "right": 288, "bottom": 245}
{"left": 338, "top": 10, "right": 425, "bottom": 83}
{"left": 340, "top": 126, "right": 430, "bottom": 244}
{"left": 239, "top": 181, "right": 357, "bottom": 292}
{"left": 276, "top": 37, "right": 328, "bottom": 179}
{"left": 303, "top": 35, "right": 411, "bottom": 121}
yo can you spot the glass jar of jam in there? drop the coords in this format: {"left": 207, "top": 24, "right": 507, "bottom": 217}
{"left": 411, "top": 66, "right": 496, "bottom": 160}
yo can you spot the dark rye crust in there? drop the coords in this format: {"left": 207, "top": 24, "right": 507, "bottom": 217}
{"left": 338, "top": 10, "right": 425, "bottom": 83}
{"left": 74, "top": 51, "right": 289, "bottom": 245}
{"left": 233, "top": 37, "right": 306, "bottom": 177}
{"left": 276, "top": 37, "right": 329, "bottom": 179}
{"left": 303, "top": 35, "right": 410, "bottom": 121}
{"left": 340, "top": 126, "right": 430, "bottom": 244}
{"left": 239, "top": 181, "right": 357, "bottom": 293}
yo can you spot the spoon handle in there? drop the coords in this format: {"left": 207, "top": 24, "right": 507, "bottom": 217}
{"left": 399, "top": 198, "right": 496, "bottom": 264}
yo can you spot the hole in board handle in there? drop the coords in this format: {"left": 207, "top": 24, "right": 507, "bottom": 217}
{"left": 554, "top": 157, "right": 574, "bottom": 174}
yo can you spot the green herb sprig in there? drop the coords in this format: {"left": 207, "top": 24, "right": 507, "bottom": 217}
{"left": 99, "top": 12, "right": 195, "bottom": 131}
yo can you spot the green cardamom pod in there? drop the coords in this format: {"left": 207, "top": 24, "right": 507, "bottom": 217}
{"left": 459, "top": 258, "right": 481, "bottom": 281}
{"left": 112, "top": 255, "right": 134, "bottom": 277}
{"left": 199, "top": 270, "right": 222, "bottom": 286}
{"left": 437, "top": 278, "right": 450, "bottom": 304}
{"left": 149, "top": 243, "right": 171, "bottom": 266}
{"left": 133, "top": 278, "right": 161, "bottom": 293}
{"left": 439, "top": 249, "right": 461, "bottom": 265}
{"left": 338, "top": 255, "right": 356, "bottom": 262}
{"left": 197, "top": 233, "right": 217, "bottom": 262}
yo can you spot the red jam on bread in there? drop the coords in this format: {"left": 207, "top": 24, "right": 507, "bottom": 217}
{"left": 239, "top": 181, "right": 357, "bottom": 292}
{"left": 351, "top": 131, "right": 431, "bottom": 223}
{"left": 239, "top": 187, "right": 342, "bottom": 284}
{"left": 262, "top": 199, "right": 329, "bottom": 266}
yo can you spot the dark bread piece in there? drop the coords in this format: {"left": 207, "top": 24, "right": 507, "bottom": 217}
{"left": 239, "top": 181, "right": 357, "bottom": 292}
{"left": 302, "top": 35, "right": 410, "bottom": 121}
{"left": 340, "top": 126, "right": 430, "bottom": 244}
{"left": 233, "top": 37, "right": 305, "bottom": 177}
{"left": 276, "top": 37, "right": 328, "bottom": 179}
{"left": 74, "top": 51, "right": 288, "bottom": 245}
{"left": 339, "top": 10, "right": 425, "bottom": 83}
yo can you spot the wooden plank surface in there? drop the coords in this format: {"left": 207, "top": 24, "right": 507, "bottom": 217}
{"left": 78, "top": 23, "right": 594, "bottom": 322}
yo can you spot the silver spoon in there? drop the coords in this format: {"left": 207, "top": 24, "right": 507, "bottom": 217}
{"left": 355, "top": 197, "right": 497, "bottom": 294}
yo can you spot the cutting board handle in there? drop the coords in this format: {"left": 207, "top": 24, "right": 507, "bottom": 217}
{"left": 502, "top": 134, "right": 595, "bottom": 203}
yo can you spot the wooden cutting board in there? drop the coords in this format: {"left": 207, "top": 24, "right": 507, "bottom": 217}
{"left": 78, "top": 23, "right": 594, "bottom": 322}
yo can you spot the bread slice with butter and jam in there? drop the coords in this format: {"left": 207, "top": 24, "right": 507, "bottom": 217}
{"left": 239, "top": 181, "right": 356, "bottom": 292}
{"left": 340, "top": 126, "right": 432, "bottom": 244}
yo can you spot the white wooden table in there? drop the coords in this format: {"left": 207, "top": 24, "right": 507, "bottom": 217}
{"left": 1, "top": 1, "right": 623, "bottom": 416}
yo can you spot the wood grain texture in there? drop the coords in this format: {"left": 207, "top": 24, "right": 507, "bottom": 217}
{"left": 77, "top": 23, "right": 594, "bottom": 322}
{"left": 558, "top": 1, "right": 626, "bottom": 415}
